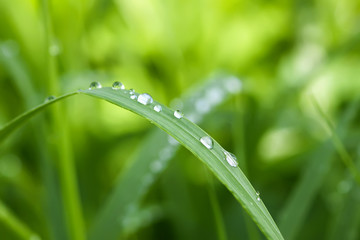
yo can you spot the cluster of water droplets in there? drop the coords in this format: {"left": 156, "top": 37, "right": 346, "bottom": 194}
{"left": 87, "top": 79, "right": 241, "bottom": 169}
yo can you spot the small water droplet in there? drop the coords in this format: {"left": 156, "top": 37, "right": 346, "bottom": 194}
{"left": 112, "top": 81, "right": 125, "bottom": 90}
{"left": 257, "top": 197, "right": 261, "bottom": 201}
{"left": 200, "top": 136, "right": 214, "bottom": 150}
{"left": 130, "top": 95, "right": 137, "bottom": 100}
{"left": 129, "top": 89, "right": 135, "bottom": 95}
{"left": 256, "top": 191, "right": 260, "bottom": 196}
{"left": 137, "top": 93, "right": 153, "bottom": 105}
{"left": 174, "top": 110, "right": 184, "bottom": 119}
{"left": 224, "top": 151, "right": 238, "bottom": 167}
{"left": 45, "top": 96, "right": 56, "bottom": 102}
{"left": 89, "top": 81, "right": 102, "bottom": 90}
{"left": 153, "top": 104, "right": 162, "bottom": 112}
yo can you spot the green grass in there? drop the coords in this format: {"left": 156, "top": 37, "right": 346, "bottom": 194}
{"left": 0, "top": 79, "right": 283, "bottom": 239}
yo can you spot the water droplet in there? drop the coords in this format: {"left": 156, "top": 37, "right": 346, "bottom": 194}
{"left": 137, "top": 93, "right": 153, "bottom": 105}
{"left": 224, "top": 151, "right": 238, "bottom": 167}
{"left": 256, "top": 191, "right": 260, "bottom": 196}
{"left": 45, "top": 96, "right": 56, "bottom": 102}
{"left": 130, "top": 95, "right": 137, "bottom": 100}
{"left": 257, "top": 197, "right": 261, "bottom": 201}
{"left": 129, "top": 89, "right": 135, "bottom": 95}
{"left": 153, "top": 104, "right": 162, "bottom": 112}
{"left": 200, "top": 136, "right": 214, "bottom": 150}
{"left": 112, "top": 81, "right": 125, "bottom": 90}
{"left": 174, "top": 110, "right": 184, "bottom": 119}
{"left": 89, "top": 81, "right": 102, "bottom": 90}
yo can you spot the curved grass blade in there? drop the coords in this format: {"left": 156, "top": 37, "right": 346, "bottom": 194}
{"left": 0, "top": 79, "right": 283, "bottom": 239}
{"left": 80, "top": 87, "right": 283, "bottom": 240}
{"left": 0, "top": 92, "right": 77, "bottom": 142}
{"left": 89, "top": 75, "right": 242, "bottom": 240}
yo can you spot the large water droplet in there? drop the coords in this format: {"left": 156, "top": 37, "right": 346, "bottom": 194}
{"left": 174, "top": 110, "right": 184, "bottom": 119}
{"left": 112, "top": 81, "right": 125, "bottom": 90}
{"left": 200, "top": 136, "right": 214, "bottom": 150}
{"left": 153, "top": 105, "right": 162, "bottom": 112}
{"left": 130, "top": 95, "right": 137, "bottom": 100}
{"left": 224, "top": 151, "right": 238, "bottom": 167}
{"left": 137, "top": 93, "right": 153, "bottom": 105}
{"left": 45, "top": 96, "right": 56, "bottom": 102}
{"left": 89, "top": 81, "right": 102, "bottom": 90}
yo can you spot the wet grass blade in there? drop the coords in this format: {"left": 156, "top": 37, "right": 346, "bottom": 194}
{"left": 89, "top": 76, "right": 241, "bottom": 239}
{"left": 81, "top": 87, "right": 283, "bottom": 240}
{"left": 0, "top": 80, "right": 283, "bottom": 239}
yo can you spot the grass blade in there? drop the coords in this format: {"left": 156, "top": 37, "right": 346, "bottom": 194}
{"left": 0, "top": 92, "right": 77, "bottom": 142}
{"left": 89, "top": 75, "right": 242, "bottom": 239}
{"left": 80, "top": 87, "right": 283, "bottom": 240}
{"left": 0, "top": 79, "right": 283, "bottom": 239}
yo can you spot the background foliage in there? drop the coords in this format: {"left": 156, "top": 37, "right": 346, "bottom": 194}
{"left": 1, "top": 0, "right": 360, "bottom": 239}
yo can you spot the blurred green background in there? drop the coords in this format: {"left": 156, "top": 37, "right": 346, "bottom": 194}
{"left": 1, "top": 0, "right": 360, "bottom": 239}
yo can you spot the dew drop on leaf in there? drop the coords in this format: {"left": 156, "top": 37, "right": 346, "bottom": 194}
{"left": 224, "top": 151, "right": 238, "bottom": 167}
{"left": 137, "top": 93, "right": 153, "bottom": 105}
{"left": 153, "top": 105, "right": 162, "bottom": 112}
{"left": 174, "top": 110, "right": 184, "bottom": 119}
{"left": 89, "top": 81, "right": 102, "bottom": 90}
{"left": 112, "top": 81, "right": 125, "bottom": 90}
{"left": 45, "top": 96, "right": 56, "bottom": 102}
{"left": 200, "top": 136, "right": 214, "bottom": 150}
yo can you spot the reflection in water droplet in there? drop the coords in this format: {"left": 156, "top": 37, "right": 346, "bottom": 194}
{"left": 137, "top": 93, "right": 153, "bottom": 105}
{"left": 174, "top": 110, "right": 184, "bottom": 119}
{"left": 153, "top": 105, "right": 162, "bottom": 112}
{"left": 112, "top": 81, "right": 125, "bottom": 90}
{"left": 224, "top": 151, "right": 238, "bottom": 167}
{"left": 130, "top": 95, "right": 137, "bottom": 100}
{"left": 129, "top": 89, "right": 135, "bottom": 95}
{"left": 45, "top": 96, "right": 56, "bottom": 102}
{"left": 257, "top": 197, "right": 261, "bottom": 202}
{"left": 89, "top": 81, "right": 102, "bottom": 90}
{"left": 200, "top": 136, "right": 214, "bottom": 150}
